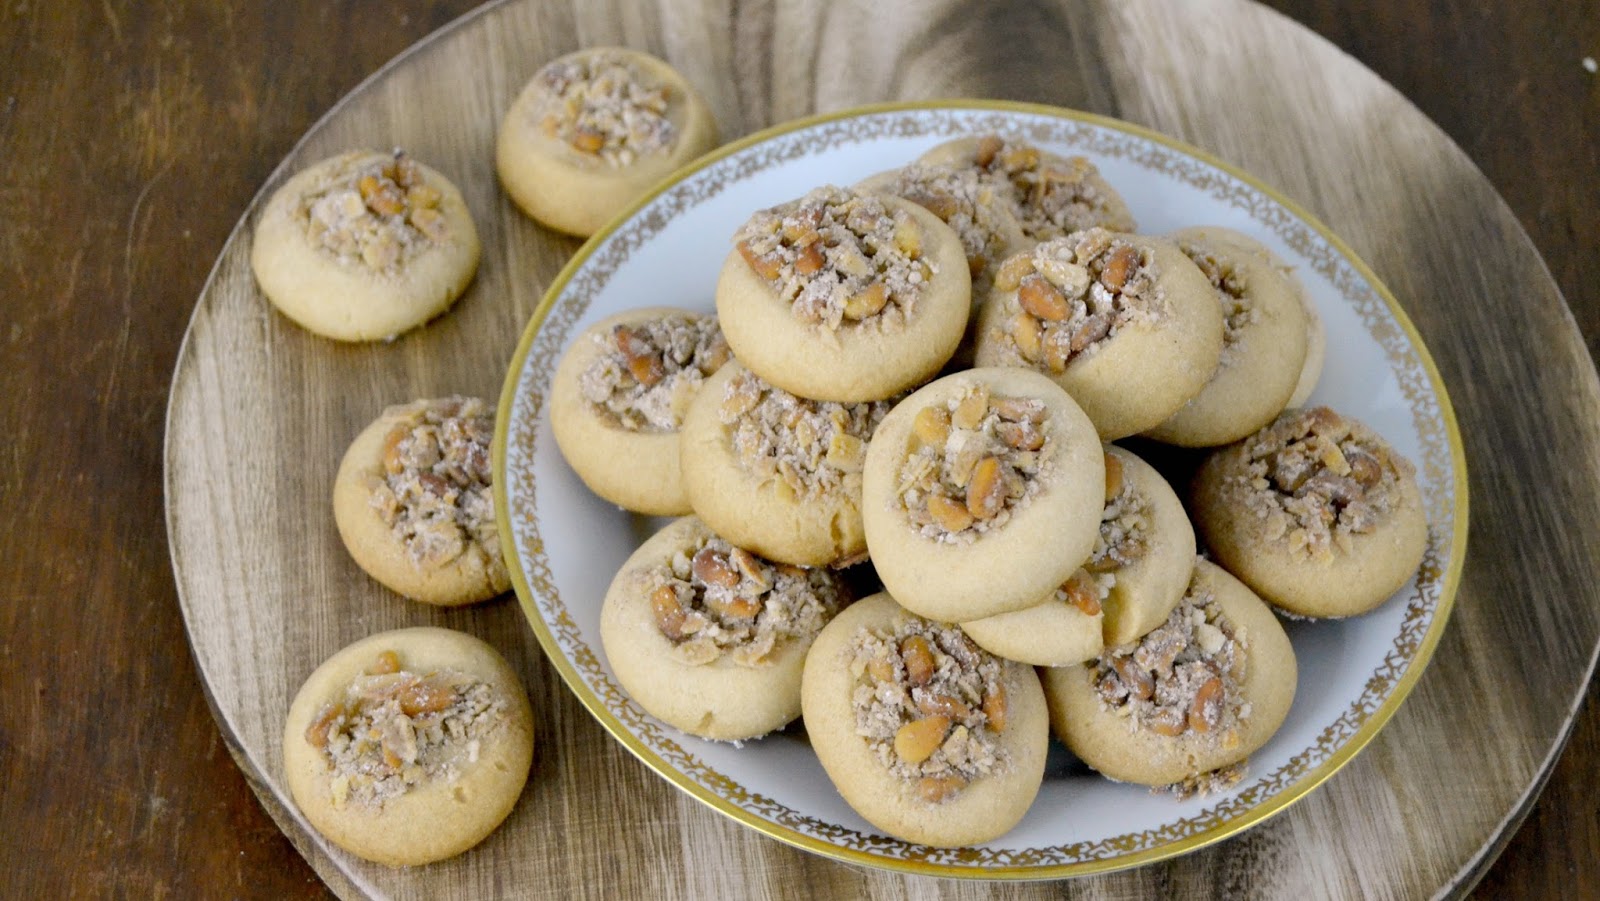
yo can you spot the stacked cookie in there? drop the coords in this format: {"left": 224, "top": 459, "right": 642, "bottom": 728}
{"left": 557, "top": 133, "right": 1431, "bottom": 848}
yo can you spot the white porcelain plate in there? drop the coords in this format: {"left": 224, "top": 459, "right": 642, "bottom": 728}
{"left": 495, "top": 101, "right": 1467, "bottom": 879}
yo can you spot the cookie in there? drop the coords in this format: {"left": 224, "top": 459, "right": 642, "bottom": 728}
{"left": 917, "top": 135, "right": 1136, "bottom": 241}
{"left": 1041, "top": 559, "right": 1296, "bottom": 788}
{"left": 973, "top": 228, "right": 1225, "bottom": 440}
{"left": 1142, "top": 227, "right": 1310, "bottom": 447}
{"left": 861, "top": 367, "right": 1105, "bottom": 622}
{"left": 679, "top": 362, "right": 892, "bottom": 566}
{"left": 333, "top": 396, "right": 507, "bottom": 606}
{"left": 549, "top": 307, "right": 730, "bottom": 515}
{"left": 959, "top": 569, "right": 1105, "bottom": 667}
{"left": 1191, "top": 406, "right": 1428, "bottom": 618}
{"left": 251, "top": 149, "right": 481, "bottom": 342}
{"left": 801, "top": 593, "right": 1048, "bottom": 847}
{"left": 599, "top": 516, "right": 852, "bottom": 741}
{"left": 716, "top": 185, "right": 971, "bottom": 402}
{"left": 1289, "top": 281, "right": 1326, "bottom": 408}
{"left": 960, "top": 444, "right": 1195, "bottom": 662}
{"left": 496, "top": 47, "right": 719, "bottom": 237}
{"left": 283, "top": 627, "right": 534, "bottom": 866}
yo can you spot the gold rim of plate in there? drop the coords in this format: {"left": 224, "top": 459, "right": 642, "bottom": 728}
{"left": 491, "top": 99, "right": 1470, "bottom": 879}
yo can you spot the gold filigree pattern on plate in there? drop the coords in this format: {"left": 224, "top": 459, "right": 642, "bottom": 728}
{"left": 495, "top": 102, "right": 1466, "bottom": 876}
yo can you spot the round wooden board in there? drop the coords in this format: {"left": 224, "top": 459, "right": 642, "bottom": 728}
{"left": 164, "top": 0, "right": 1600, "bottom": 897}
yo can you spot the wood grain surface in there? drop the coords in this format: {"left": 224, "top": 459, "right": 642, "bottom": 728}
{"left": 3, "top": 0, "right": 1597, "bottom": 898}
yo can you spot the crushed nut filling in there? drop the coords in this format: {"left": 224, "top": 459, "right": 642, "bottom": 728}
{"left": 533, "top": 52, "right": 676, "bottom": 166}
{"left": 1178, "top": 239, "right": 1258, "bottom": 367}
{"left": 965, "top": 135, "right": 1134, "bottom": 241}
{"left": 1234, "top": 407, "right": 1412, "bottom": 560}
{"left": 1091, "top": 578, "right": 1249, "bottom": 740}
{"left": 1087, "top": 451, "right": 1151, "bottom": 575}
{"left": 578, "top": 314, "right": 730, "bottom": 431}
{"left": 646, "top": 533, "right": 849, "bottom": 666}
{"left": 896, "top": 383, "right": 1053, "bottom": 543}
{"left": 849, "top": 616, "right": 1009, "bottom": 804}
{"left": 880, "top": 163, "right": 1016, "bottom": 281}
{"left": 719, "top": 369, "right": 891, "bottom": 498}
{"left": 990, "top": 228, "right": 1164, "bottom": 373}
{"left": 304, "top": 650, "right": 509, "bottom": 809}
{"left": 733, "top": 186, "right": 936, "bottom": 332}
{"left": 1160, "top": 761, "right": 1246, "bottom": 800}
{"left": 368, "top": 397, "right": 503, "bottom": 580}
{"left": 298, "top": 149, "right": 449, "bottom": 272}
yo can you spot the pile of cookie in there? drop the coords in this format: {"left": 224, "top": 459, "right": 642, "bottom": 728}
{"left": 255, "top": 49, "right": 722, "bottom": 866}
{"left": 553, "top": 130, "right": 1429, "bottom": 847}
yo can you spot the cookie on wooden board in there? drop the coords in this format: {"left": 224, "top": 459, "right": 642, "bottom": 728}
{"left": 283, "top": 628, "right": 534, "bottom": 867}
{"left": 333, "top": 396, "right": 507, "bottom": 606}
{"left": 496, "top": 47, "right": 719, "bottom": 237}
{"left": 251, "top": 149, "right": 480, "bottom": 341}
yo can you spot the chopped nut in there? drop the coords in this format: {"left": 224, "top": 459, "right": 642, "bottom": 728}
{"left": 1061, "top": 570, "right": 1102, "bottom": 616}
{"left": 901, "top": 635, "right": 937, "bottom": 687}
{"left": 913, "top": 406, "right": 951, "bottom": 448}
{"left": 1188, "top": 677, "right": 1224, "bottom": 733}
{"left": 965, "top": 456, "right": 1006, "bottom": 520}
{"left": 982, "top": 682, "right": 1007, "bottom": 733}
{"left": 1018, "top": 274, "right": 1071, "bottom": 321}
{"left": 917, "top": 774, "right": 969, "bottom": 803}
{"left": 843, "top": 281, "right": 888, "bottom": 320}
{"left": 926, "top": 493, "right": 976, "bottom": 532}
{"left": 367, "top": 650, "right": 402, "bottom": 676}
{"left": 652, "top": 585, "right": 688, "bottom": 639}
{"left": 893, "top": 715, "right": 951, "bottom": 764}
{"left": 1103, "top": 451, "right": 1124, "bottom": 501}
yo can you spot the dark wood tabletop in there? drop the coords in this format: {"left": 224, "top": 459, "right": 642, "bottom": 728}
{"left": 3, "top": 1, "right": 1595, "bottom": 897}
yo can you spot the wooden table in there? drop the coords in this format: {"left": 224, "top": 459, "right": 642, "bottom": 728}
{"left": 4, "top": 1, "right": 1596, "bottom": 896}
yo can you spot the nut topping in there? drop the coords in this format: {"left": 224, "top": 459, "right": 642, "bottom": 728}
{"left": 367, "top": 397, "right": 502, "bottom": 580}
{"left": 578, "top": 313, "right": 729, "bottom": 432}
{"left": 531, "top": 52, "right": 676, "bottom": 166}
{"left": 1091, "top": 575, "right": 1249, "bottom": 742}
{"left": 733, "top": 186, "right": 935, "bottom": 332}
{"left": 300, "top": 149, "right": 449, "bottom": 273}
{"left": 720, "top": 369, "right": 892, "bottom": 499}
{"left": 644, "top": 532, "right": 848, "bottom": 666}
{"left": 990, "top": 229, "right": 1165, "bottom": 373}
{"left": 897, "top": 384, "right": 1052, "bottom": 543}
{"left": 307, "top": 651, "right": 508, "bottom": 809}
{"left": 1231, "top": 407, "right": 1412, "bottom": 560}
{"left": 850, "top": 616, "right": 1008, "bottom": 803}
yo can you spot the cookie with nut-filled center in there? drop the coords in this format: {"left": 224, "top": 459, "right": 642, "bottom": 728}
{"left": 549, "top": 307, "right": 730, "bottom": 515}
{"left": 801, "top": 592, "right": 1048, "bottom": 847}
{"left": 282, "top": 627, "right": 534, "bottom": 867}
{"left": 1142, "top": 227, "right": 1311, "bottom": 447}
{"left": 716, "top": 185, "right": 971, "bottom": 402}
{"left": 600, "top": 516, "right": 852, "bottom": 741}
{"left": 1042, "top": 559, "right": 1296, "bottom": 791}
{"left": 974, "top": 227, "right": 1224, "bottom": 440}
{"left": 497, "top": 46, "right": 719, "bottom": 237}
{"left": 959, "top": 444, "right": 1196, "bottom": 665}
{"left": 251, "top": 148, "right": 480, "bottom": 341}
{"left": 333, "top": 396, "right": 507, "bottom": 606}
{"left": 861, "top": 367, "right": 1105, "bottom": 622}
{"left": 1191, "top": 406, "right": 1428, "bottom": 618}
{"left": 680, "top": 361, "right": 893, "bottom": 567}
